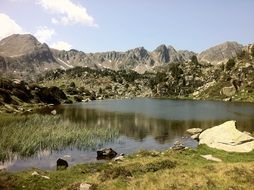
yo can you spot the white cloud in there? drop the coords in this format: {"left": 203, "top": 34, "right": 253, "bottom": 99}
{"left": 37, "top": 0, "right": 98, "bottom": 27}
{"left": 34, "top": 26, "right": 55, "bottom": 43}
{"left": 51, "top": 41, "right": 72, "bottom": 50}
{"left": 0, "top": 13, "right": 24, "bottom": 40}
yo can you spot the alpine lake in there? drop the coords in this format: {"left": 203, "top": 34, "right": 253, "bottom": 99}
{"left": 1, "top": 98, "right": 254, "bottom": 171}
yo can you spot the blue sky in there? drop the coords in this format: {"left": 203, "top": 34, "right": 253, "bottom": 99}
{"left": 0, "top": 0, "right": 254, "bottom": 53}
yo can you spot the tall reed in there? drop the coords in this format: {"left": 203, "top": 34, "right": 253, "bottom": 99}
{"left": 0, "top": 114, "right": 119, "bottom": 161}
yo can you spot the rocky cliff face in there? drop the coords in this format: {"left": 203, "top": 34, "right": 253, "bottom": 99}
{"left": 198, "top": 41, "right": 243, "bottom": 64}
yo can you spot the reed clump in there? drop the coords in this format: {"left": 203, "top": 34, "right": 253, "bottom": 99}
{"left": 0, "top": 114, "right": 119, "bottom": 161}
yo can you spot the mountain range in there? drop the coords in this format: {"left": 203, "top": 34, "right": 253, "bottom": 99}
{"left": 0, "top": 34, "right": 247, "bottom": 78}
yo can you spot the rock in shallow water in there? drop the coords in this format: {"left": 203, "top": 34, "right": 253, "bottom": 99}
{"left": 199, "top": 120, "right": 254, "bottom": 152}
{"left": 56, "top": 158, "right": 68, "bottom": 170}
{"left": 186, "top": 128, "right": 203, "bottom": 135}
{"left": 96, "top": 148, "right": 117, "bottom": 159}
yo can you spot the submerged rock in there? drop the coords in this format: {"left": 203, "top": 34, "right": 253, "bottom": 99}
{"left": 199, "top": 120, "right": 254, "bottom": 152}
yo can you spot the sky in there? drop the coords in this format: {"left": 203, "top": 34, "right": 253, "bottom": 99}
{"left": 0, "top": 0, "right": 254, "bottom": 53}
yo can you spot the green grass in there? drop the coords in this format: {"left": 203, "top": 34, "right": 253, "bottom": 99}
{"left": 0, "top": 114, "right": 119, "bottom": 161}
{"left": 0, "top": 146, "right": 254, "bottom": 190}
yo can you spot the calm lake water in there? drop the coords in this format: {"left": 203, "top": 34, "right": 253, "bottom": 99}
{"left": 3, "top": 98, "right": 254, "bottom": 171}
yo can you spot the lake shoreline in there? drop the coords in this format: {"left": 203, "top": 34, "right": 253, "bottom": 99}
{"left": 1, "top": 145, "right": 254, "bottom": 189}
{"left": 2, "top": 94, "right": 254, "bottom": 115}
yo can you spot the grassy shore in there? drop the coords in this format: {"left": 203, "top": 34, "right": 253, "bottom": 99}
{"left": 0, "top": 145, "right": 253, "bottom": 190}
{"left": 0, "top": 114, "right": 119, "bottom": 161}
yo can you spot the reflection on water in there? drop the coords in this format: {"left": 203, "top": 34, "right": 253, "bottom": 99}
{"left": 3, "top": 99, "right": 254, "bottom": 171}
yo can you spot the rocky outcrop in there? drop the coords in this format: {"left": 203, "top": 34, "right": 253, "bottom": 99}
{"left": 199, "top": 121, "right": 254, "bottom": 152}
{"left": 35, "top": 86, "right": 68, "bottom": 105}
{"left": 198, "top": 42, "right": 243, "bottom": 64}
{"left": 0, "top": 78, "right": 70, "bottom": 112}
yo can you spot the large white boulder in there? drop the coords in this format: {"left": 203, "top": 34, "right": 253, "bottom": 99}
{"left": 199, "top": 121, "right": 254, "bottom": 152}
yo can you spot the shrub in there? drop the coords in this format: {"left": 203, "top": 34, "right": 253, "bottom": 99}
{"left": 225, "top": 59, "right": 236, "bottom": 71}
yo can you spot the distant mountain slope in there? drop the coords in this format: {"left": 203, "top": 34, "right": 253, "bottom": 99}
{"left": 198, "top": 41, "right": 243, "bottom": 64}
{"left": 0, "top": 34, "right": 54, "bottom": 63}
{"left": 0, "top": 34, "right": 96, "bottom": 79}
{"left": 0, "top": 34, "right": 57, "bottom": 80}
{"left": 52, "top": 45, "right": 196, "bottom": 73}
{"left": 0, "top": 34, "right": 249, "bottom": 79}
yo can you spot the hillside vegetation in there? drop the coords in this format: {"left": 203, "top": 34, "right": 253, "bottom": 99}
{"left": 39, "top": 47, "right": 254, "bottom": 103}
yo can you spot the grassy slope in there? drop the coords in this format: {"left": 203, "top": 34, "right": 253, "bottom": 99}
{"left": 1, "top": 145, "right": 254, "bottom": 190}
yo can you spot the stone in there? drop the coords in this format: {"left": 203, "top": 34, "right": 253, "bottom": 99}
{"left": 201, "top": 155, "right": 222, "bottom": 162}
{"left": 220, "top": 86, "right": 236, "bottom": 97}
{"left": 51, "top": 109, "right": 57, "bottom": 115}
{"left": 64, "top": 99, "right": 73, "bottom": 104}
{"left": 56, "top": 158, "right": 68, "bottom": 170}
{"left": 114, "top": 155, "right": 124, "bottom": 162}
{"left": 82, "top": 98, "right": 91, "bottom": 102}
{"left": 41, "top": 175, "right": 50, "bottom": 179}
{"left": 80, "top": 183, "right": 92, "bottom": 190}
{"left": 191, "top": 133, "right": 200, "bottom": 140}
{"left": 223, "top": 97, "right": 232, "bottom": 102}
{"left": 171, "top": 141, "right": 186, "bottom": 151}
{"left": 186, "top": 128, "right": 203, "bottom": 135}
{"left": 32, "top": 171, "right": 39, "bottom": 176}
{"left": 97, "top": 148, "right": 117, "bottom": 159}
{"left": 199, "top": 121, "right": 254, "bottom": 152}
{"left": 74, "top": 95, "right": 83, "bottom": 102}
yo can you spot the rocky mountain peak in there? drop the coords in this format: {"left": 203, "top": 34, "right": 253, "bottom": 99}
{"left": 0, "top": 34, "right": 44, "bottom": 57}
{"left": 167, "top": 45, "right": 177, "bottom": 52}
{"left": 0, "top": 34, "right": 57, "bottom": 79}
{"left": 198, "top": 41, "right": 243, "bottom": 64}
{"left": 127, "top": 47, "right": 149, "bottom": 61}
{"left": 153, "top": 44, "right": 170, "bottom": 63}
